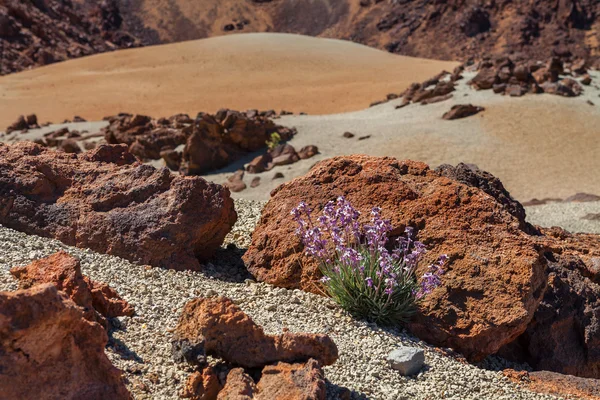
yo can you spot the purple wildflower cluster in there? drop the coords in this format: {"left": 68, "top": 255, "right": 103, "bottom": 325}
{"left": 291, "top": 196, "right": 445, "bottom": 308}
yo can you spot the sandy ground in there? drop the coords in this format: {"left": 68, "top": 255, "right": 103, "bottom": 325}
{"left": 525, "top": 200, "right": 600, "bottom": 234}
{"left": 202, "top": 70, "right": 600, "bottom": 203}
{"left": 0, "top": 33, "right": 457, "bottom": 128}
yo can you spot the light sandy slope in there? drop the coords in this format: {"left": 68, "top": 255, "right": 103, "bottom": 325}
{"left": 204, "top": 70, "right": 600, "bottom": 204}
{"left": 0, "top": 33, "right": 457, "bottom": 128}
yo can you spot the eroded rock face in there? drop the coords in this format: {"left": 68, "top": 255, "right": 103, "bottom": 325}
{"left": 218, "top": 368, "right": 256, "bottom": 400}
{"left": 173, "top": 296, "right": 338, "bottom": 368}
{"left": 0, "top": 284, "right": 131, "bottom": 400}
{"left": 10, "top": 251, "right": 134, "bottom": 328}
{"left": 243, "top": 155, "right": 547, "bottom": 360}
{"left": 181, "top": 367, "right": 222, "bottom": 400}
{"left": 0, "top": 142, "right": 236, "bottom": 270}
{"left": 499, "top": 241, "right": 600, "bottom": 379}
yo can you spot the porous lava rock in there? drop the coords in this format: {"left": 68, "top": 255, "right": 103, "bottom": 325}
{"left": 0, "top": 284, "right": 131, "bottom": 400}
{"left": 10, "top": 251, "right": 134, "bottom": 328}
{"left": 218, "top": 368, "right": 256, "bottom": 399}
{"left": 181, "top": 367, "right": 222, "bottom": 400}
{"left": 243, "top": 155, "right": 547, "bottom": 360}
{"left": 255, "top": 359, "right": 326, "bottom": 400}
{"left": 503, "top": 369, "right": 600, "bottom": 400}
{"left": 0, "top": 142, "right": 236, "bottom": 270}
{"left": 172, "top": 296, "right": 338, "bottom": 368}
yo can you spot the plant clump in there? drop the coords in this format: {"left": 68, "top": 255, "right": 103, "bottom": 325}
{"left": 292, "top": 196, "right": 445, "bottom": 326}
{"left": 266, "top": 132, "right": 282, "bottom": 150}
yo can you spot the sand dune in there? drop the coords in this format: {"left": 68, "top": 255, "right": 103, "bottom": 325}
{"left": 0, "top": 33, "right": 457, "bottom": 128}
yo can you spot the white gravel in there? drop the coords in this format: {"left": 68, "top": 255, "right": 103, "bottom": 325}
{"left": 0, "top": 199, "right": 577, "bottom": 400}
{"left": 525, "top": 200, "right": 600, "bottom": 234}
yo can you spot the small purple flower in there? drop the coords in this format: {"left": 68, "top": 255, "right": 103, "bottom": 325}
{"left": 320, "top": 276, "right": 331, "bottom": 283}
{"left": 365, "top": 277, "right": 373, "bottom": 287}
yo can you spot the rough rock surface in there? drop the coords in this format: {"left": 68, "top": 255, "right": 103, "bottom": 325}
{"left": 10, "top": 251, "right": 134, "bottom": 327}
{"left": 0, "top": 284, "right": 131, "bottom": 400}
{"left": 0, "top": 0, "right": 139, "bottom": 75}
{"left": 498, "top": 251, "right": 600, "bottom": 379}
{"left": 243, "top": 155, "right": 547, "bottom": 360}
{"left": 172, "top": 296, "right": 338, "bottom": 368}
{"left": 218, "top": 368, "right": 256, "bottom": 400}
{"left": 181, "top": 367, "right": 222, "bottom": 400}
{"left": 0, "top": 142, "right": 236, "bottom": 270}
{"left": 79, "top": 0, "right": 599, "bottom": 64}
{"left": 255, "top": 359, "right": 326, "bottom": 400}
{"left": 504, "top": 369, "right": 600, "bottom": 400}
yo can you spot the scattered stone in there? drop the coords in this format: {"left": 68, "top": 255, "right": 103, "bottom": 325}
{"left": 246, "top": 153, "right": 272, "bottom": 174}
{"left": 588, "top": 100, "right": 595, "bottom": 106}
{"left": 172, "top": 296, "right": 338, "bottom": 368}
{"left": 298, "top": 145, "right": 319, "bottom": 160}
{"left": 582, "top": 213, "right": 600, "bottom": 221}
{"left": 73, "top": 116, "right": 87, "bottom": 122}
{"left": 10, "top": 251, "right": 134, "bottom": 328}
{"left": 0, "top": 142, "right": 237, "bottom": 270}
{"left": 181, "top": 367, "right": 221, "bottom": 399}
{"left": 387, "top": 347, "right": 425, "bottom": 376}
{"left": 581, "top": 74, "right": 592, "bottom": 85}
{"left": 5, "top": 115, "right": 28, "bottom": 133}
{"left": 224, "top": 170, "right": 247, "bottom": 193}
{"left": 59, "top": 138, "right": 82, "bottom": 154}
{"left": 342, "top": 132, "right": 355, "bottom": 138}
{"left": 0, "top": 284, "right": 131, "bottom": 400}
{"left": 442, "top": 104, "right": 485, "bottom": 120}
{"left": 273, "top": 172, "right": 284, "bottom": 179}
{"left": 250, "top": 177, "right": 261, "bottom": 188}
{"left": 358, "top": 135, "right": 371, "bottom": 140}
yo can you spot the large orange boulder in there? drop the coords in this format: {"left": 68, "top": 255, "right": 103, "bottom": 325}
{"left": 172, "top": 296, "right": 338, "bottom": 368}
{"left": 255, "top": 359, "right": 326, "bottom": 400}
{"left": 0, "top": 284, "right": 131, "bottom": 400}
{"left": 0, "top": 142, "right": 236, "bottom": 270}
{"left": 10, "top": 251, "right": 134, "bottom": 327}
{"left": 243, "top": 155, "right": 547, "bottom": 360}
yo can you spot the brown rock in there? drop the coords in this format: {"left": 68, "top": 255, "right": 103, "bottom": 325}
{"left": 250, "top": 177, "right": 261, "bottom": 188}
{"left": 442, "top": 104, "right": 485, "bottom": 120}
{"left": 0, "top": 284, "right": 131, "bottom": 400}
{"left": 504, "top": 370, "right": 600, "bottom": 400}
{"left": 420, "top": 93, "right": 453, "bottom": 105}
{"left": 298, "top": 145, "right": 319, "bottom": 160}
{"left": 342, "top": 132, "right": 355, "bottom": 138}
{"left": 255, "top": 359, "right": 326, "bottom": 400}
{"left": 5, "top": 115, "right": 28, "bottom": 133}
{"left": 0, "top": 142, "right": 237, "bottom": 270}
{"left": 224, "top": 170, "right": 247, "bottom": 193}
{"left": 581, "top": 74, "right": 592, "bottom": 85}
{"left": 269, "top": 143, "right": 300, "bottom": 167}
{"left": 218, "top": 368, "right": 256, "bottom": 400}
{"left": 160, "top": 148, "right": 183, "bottom": 171}
{"left": 469, "top": 67, "right": 497, "bottom": 89}
{"left": 243, "top": 155, "right": 547, "bottom": 360}
{"left": 273, "top": 172, "right": 285, "bottom": 179}
{"left": 246, "top": 153, "right": 272, "bottom": 174}
{"left": 182, "top": 367, "right": 222, "bottom": 400}
{"left": 59, "top": 138, "right": 82, "bottom": 153}
{"left": 10, "top": 251, "right": 134, "bottom": 327}
{"left": 172, "top": 296, "right": 338, "bottom": 368}
{"left": 25, "top": 114, "right": 38, "bottom": 127}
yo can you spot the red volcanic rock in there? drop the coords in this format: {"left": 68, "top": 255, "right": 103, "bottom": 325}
{"left": 256, "top": 359, "right": 326, "bottom": 400}
{"left": 246, "top": 153, "right": 272, "bottom": 174}
{"left": 243, "top": 155, "right": 547, "bottom": 360}
{"left": 181, "top": 367, "right": 222, "bottom": 400}
{"left": 224, "top": 170, "right": 247, "bottom": 193}
{"left": 180, "top": 111, "right": 296, "bottom": 175}
{"left": 0, "top": 0, "right": 140, "bottom": 75}
{"left": 5, "top": 115, "right": 29, "bottom": 133}
{"left": 10, "top": 251, "right": 133, "bottom": 327}
{"left": 219, "top": 368, "right": 256, "bottom": 399}
{"left": 442, "top": 104, "right": 485, "bottom": 120}
{"left": 298, "top": 145, "right": 319, "bottom": 160}
{"left": 250, "top": 177, "right": 261, "bottom": 188}
{"left": 0, "top": 284, "right": 131, "bottom": 400}
{"left": 498, "top": 260, "right": 600, "bottom": 379}
{"left": 0, "top": 142, "right": 237, "bottom": 270}
{"left": 269, "top": 143, "right": 300, "bottom": 167}
{"left": 469, "top": 67, "right": 497, "bottom": 90}
{"left": 172, "top": 296, "right": 338, "bottom": 368}
{"left": 504, "top": 370, "right": 600, "bottom": 400}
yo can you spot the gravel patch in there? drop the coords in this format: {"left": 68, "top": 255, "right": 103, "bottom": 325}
{"left": 0, "top": 199, "right": 576, "bottom": 400}
{"left": 525, "top": 201, "right": 600, "bottom": 234}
